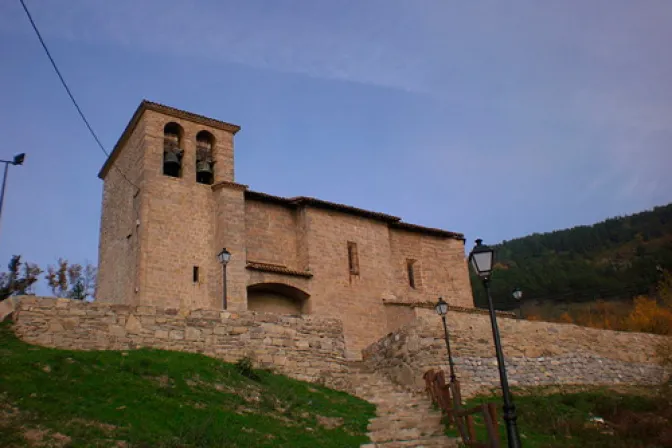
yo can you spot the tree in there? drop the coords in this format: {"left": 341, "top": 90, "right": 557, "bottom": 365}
{"left": 0, "top": 255, "right": 42, "bottom": 301}
{"left": 45, "top": 259, "right": 97, "bottom": 300}
{"left": 472, "top": 202, "right": 672, "bottom": 311}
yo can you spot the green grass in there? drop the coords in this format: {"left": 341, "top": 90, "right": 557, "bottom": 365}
{"left": 0, "top": 322, "right": 375, "bottom": 447}
{"left": 444, "top": 386, "right": 672, "bottom": 447}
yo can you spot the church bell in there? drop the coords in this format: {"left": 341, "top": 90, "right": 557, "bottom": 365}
{"left": 196, "top": 160, "right": 213, "bottom": 184}
{"left": 163, "top": 149, "right": 182, "bottom": 177}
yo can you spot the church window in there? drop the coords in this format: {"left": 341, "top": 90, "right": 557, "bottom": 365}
{"left": 407, "top": 259, "right": 416, "bottom": 288}
{"left": 348, "top": 242, "right": 359, "bottom": 275}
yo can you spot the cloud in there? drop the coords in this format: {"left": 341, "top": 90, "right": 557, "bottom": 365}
{"left": 3, "top": 0, "right": 671, "bottom": 203}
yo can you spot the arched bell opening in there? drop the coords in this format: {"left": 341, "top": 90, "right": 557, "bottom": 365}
{"left": 195, "top": 130, "right": 215, "bottom": 185}
{"left": 247, "top": 283, "right": 309, "bottom": 315}
{"left": 163, "top": 122, "right": 184, "bottom": 178}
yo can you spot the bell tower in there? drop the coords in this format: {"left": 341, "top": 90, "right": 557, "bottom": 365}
{"left": 96, "top": 100, "right": 242, "bottom": 310}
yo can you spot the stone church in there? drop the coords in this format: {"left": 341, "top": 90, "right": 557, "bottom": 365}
{"left": 96, "top": 100, "right": 474, "bottom": 356}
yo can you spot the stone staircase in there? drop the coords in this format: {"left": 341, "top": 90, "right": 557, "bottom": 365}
{"left": 347, "top": 362, "right": 458, "bottom": 448}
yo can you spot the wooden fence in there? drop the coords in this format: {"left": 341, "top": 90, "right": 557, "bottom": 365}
{"left": 423, "top": 369, "right": 501, "bottom": 448}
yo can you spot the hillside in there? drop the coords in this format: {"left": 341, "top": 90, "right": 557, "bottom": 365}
{"left": 472, "top": 203, "right": 672, "bottom": 310}
{"left": 0, "top": 322, "right": 374, "bottom": 448}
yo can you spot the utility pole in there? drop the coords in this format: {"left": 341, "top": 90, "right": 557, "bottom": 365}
{"left": 0, "top": 153, "right": 26, "bottom": 236}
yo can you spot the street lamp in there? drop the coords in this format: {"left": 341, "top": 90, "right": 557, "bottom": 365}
{"left": 434, "top": 297, "right": 457, "bottom": 383}
{"left": 217, "top": 248, "right": 231, "bottom": 309}
{"left": 469, "top": 239, "right": 522, "bottom": 448}
{"left": 0, "top": 153, "right": 26, "bottom": 235}
{"left": 512, "top": 287, "right": 523, "bottom": 319}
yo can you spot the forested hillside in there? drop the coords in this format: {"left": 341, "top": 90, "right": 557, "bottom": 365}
{"left": 472, "top": 203, "right": 672, "bottom": 310}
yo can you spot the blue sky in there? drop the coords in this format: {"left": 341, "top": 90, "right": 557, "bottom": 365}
{"left": 0, "top": 0, "right": 671, "bottom": 294}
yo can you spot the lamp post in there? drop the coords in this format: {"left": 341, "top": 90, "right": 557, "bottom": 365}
{"left": 217, "top": 248, "right": 231, "bottom": 309}
{"left": 435, "top": 297, "right": 457, "bottom": 383}
{"left": 469, "top": 239, "right": 522, "bottom": 448}
{"left": 512, "top": 287, "right": 523, "bottom": 319}
{"left": 0, "top": 153, "right": 26, "bottom": 235}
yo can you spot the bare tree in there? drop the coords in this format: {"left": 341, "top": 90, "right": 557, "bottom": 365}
{"left": 45, "top": 258, "right": 69, "bottom": 298}
{"left": 45, "top": 259, "right": 97, "bottom": 300}
{"left": 0, "top": 255, "right": 42, "bottom": 301}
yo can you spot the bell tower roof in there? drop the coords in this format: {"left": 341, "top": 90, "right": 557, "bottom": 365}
{"left": 98, "top": 100, "right": 241, "bottom": 179}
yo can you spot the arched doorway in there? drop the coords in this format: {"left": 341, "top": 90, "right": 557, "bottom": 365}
{"left": 247, "top": 283, "right": 309, "bottom": 315}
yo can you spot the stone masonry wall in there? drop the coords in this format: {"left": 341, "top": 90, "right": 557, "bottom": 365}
{"left": 96, "top": 117, "right": 146, "bottom": 304}
{"left": 13, "top": 297, "right": 347, "bottom": 384}
{"left": 304, "top": 208, "right": 395, "bottom": 358}
{"left": 388, "top": 230, "right": 472, "bottom": 309}
{"left": 138, "top": 109, "right": 237, "bottom": 310}
{"left": 245, "top": 199, "right": 300, "bottom": 270}
{"left": 363, "top": 307, "right": 670, "bottom": 397}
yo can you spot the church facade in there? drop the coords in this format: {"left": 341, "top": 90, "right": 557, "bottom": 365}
{"left": 96, "top": 101, "right": 474, "bottom": 356}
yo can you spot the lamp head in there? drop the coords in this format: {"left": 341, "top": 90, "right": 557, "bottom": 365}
{"left": 217, "top": 248, "right": 231, "bottom": 265}
{"left": 435, "top": 297, "right": 449, "bottom": 316}
{"left": 468, "top": 238, "right": 495, "bottom": 279}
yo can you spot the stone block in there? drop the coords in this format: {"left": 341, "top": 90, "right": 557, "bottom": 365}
{"left": 55, "top": 299, "right": 70, "bottom": 308}
{"left": 169, "top": 330, "right": 185, "bottom": 340}
{"left": 109, "top": 325, "right": 126, "bottom": 337}
{"left": 140, "top": 316, "right": 156, "bottom": 326}
{"left": 48, "top": 321, "right": 64, "bottom": 332}
{"left": 125, "top": 315, "right": 143, "bottom": 333}
{"left": 62, "top": 318, "right": 79, "bottom": 330}
{"left": 185, "top": 327, "right": 202, "bottom": 341}
{"left": 155, "top": 329, "right": 169, "bottom": 339}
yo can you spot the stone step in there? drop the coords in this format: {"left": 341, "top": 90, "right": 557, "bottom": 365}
{"left": 368, "top": 425, "right": 446, "bottom": 441}
{"left": 360, "top": 435, "right": 458, "bottom": 447}
{"left": 368, "top": 415, "right": 443, "bottom": 429}
{"left": 349, "top": 360, "right": 458, "bottom": 448}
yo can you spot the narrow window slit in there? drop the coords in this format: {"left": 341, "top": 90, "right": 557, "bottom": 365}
{"left": 347, "top": 242, "right": 359, "bottom": 275}
{"left": 407, "top": 259, "right": 416, "bottom": 289}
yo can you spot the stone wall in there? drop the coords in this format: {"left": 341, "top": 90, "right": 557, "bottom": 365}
{"left": 363, "top": 307, "right": 670, "bottom": 397}
{"left": 388, "top": 230, "right": 472, "bottom": 309}
{"left": 245, "top": 199, "right": 300, "bottom": 270}
{"left": 96, "top": 114, "right": 145, "bottom": 304}
{"left": 13, "top": 297, "right": 347, "bottom": 384}
{"left": 137, "top": 109, "right": 239, "bottom": 310}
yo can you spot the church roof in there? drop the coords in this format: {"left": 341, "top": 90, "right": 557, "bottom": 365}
{"left": 245, "top": 190, "right": 465, "bottom": 240}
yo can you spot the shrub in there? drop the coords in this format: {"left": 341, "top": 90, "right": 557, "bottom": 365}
{"left": 235, "top": 356, "right": 259, "bottom": 381}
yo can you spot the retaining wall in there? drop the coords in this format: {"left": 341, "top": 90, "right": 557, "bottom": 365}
{"left": 363, "top": 307, "right": 670, "bottom": 397}
{"left": 13, "top": 297, "right": 347, "bottom": 384}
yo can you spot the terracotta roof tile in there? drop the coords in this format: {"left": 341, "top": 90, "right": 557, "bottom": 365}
{"left": 245, "top": 190, "right": 464, "bottom": 240}
{"left": 390, "top": 222, "right": 465, "bottom": 240}
{"left": 245, "top": 190, "right": 400, "bottom": 222}
{"left": 246, "top": 262, "right": 313, "bottom": 278}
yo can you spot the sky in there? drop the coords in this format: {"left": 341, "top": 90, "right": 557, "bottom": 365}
{"left": 0, "top": 0, "right": 671, "bottom": 294}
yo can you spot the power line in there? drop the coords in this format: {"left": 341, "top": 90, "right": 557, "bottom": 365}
{"left": 18, "top": 0, "right": 139, "bottom": 193}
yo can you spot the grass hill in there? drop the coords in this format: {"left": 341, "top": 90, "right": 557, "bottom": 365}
{"left": 0, "top": 322, "right": 374, "bottom": 448}
{"left": 472, "top": 203, "right": 672, "bottom": 311}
